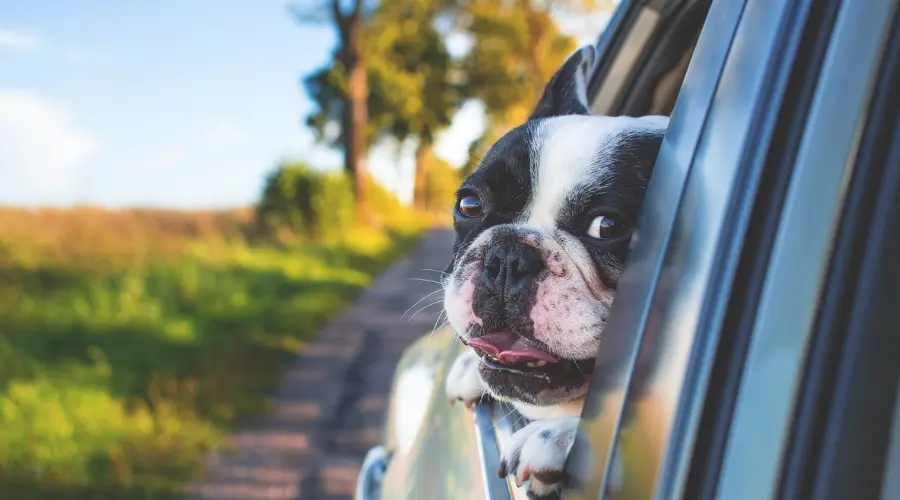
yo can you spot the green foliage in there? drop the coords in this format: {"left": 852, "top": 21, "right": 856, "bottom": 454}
{"left": 365, "top": 0, "right": 460, "bottom": 144}
{"left": 255, "top": 161, "right": 426, "bottom": 239}
{"left": 457, "top": 0, "right": 579, "bottom": 136}
{"left": 256, "top": 162, "right": 356, "bottom": 239}
{"left": 303, "top": 64, "right": 347, "bottom": 148}
{"left": 451, "top": 0, "right": 619, "bottom": 174}
{"left": 420, "top": 151, "right": 462, "bottom": 215}
{"left": 299, "top": 0, "right": 464, "bottom": 211}
{"left": 0, "top": 208, "right": 423, "bottom": 497}
{"left": 297, "top": 0, "right": 617, "bottom": 208}
{"left": 303, "top": 1, "right": 461, "bottom": 149}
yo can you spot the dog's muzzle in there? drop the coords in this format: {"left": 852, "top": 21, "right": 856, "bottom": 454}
{"left": 483, "top": 240, "right": 543, "bottom": 296}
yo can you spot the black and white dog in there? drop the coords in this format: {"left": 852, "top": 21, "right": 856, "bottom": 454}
{"left": 443, "top": 45, "right": 668, "bottom": 499}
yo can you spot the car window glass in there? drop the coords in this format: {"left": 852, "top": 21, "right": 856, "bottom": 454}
{"left": 591, "top": 7, "right": 660, "bottom": 114}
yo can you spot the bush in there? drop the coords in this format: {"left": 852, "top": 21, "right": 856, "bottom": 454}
{"left": 255, "top": 162, "right": 428, "bottom": 239}
{"left": 255, "top": 163, "right": 355, "bottom": 240}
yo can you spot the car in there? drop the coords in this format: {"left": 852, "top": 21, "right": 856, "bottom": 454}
{"left": 356, "top": 0, "right": 900, "bottom": 497}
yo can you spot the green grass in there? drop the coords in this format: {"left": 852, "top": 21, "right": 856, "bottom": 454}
{"left": 0, "top": 218, "right": 423, "bottom": 498}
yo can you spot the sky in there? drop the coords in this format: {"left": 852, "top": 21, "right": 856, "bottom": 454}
{"left": 0, "top": 1, "right": 611, "bottom": 209}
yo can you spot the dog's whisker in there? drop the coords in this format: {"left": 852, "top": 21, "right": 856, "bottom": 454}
{"left": 511, "top": 412, "right": 529, "bottom": 429}
{"left": 429, "top": 309, "right": 447, "bottom": 338}
{"left": 430, "top": 320, "right": 448, "bottom": 339}
{"left": 489, "top": 404, "right": 519, "bottom": 431}
{"left": 406, "top": 277, "right": 444, "bottom": 286}
{"left": 489, "top": 405, "right": 521, "bottom": 432}
{"left": 419, "top": 268, "right": 449, "bottom": 276}
{"left": 400, "top": 288, "right": 444, "bottom": 321}
{"left": 407, "top": 299, "right": 444, "bottom": 322}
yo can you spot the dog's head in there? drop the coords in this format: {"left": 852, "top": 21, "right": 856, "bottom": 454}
{"left": 443, "top": 45, "right": 668, "bottom": 407}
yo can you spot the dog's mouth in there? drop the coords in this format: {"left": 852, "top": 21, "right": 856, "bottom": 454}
{"left": 465, "top": 331, "right": 596, "bottom": 378}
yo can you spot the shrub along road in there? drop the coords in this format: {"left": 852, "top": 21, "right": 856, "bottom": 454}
{"left": 189, "top": 228, "right": 455, "bottom": 499}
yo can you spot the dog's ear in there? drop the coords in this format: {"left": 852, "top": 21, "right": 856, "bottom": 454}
{"left": 529, "top": 45, "right": 597, "bottom": 120}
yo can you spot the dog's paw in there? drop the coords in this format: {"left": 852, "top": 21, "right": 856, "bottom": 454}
{"left": 445, "top": 349, "right": 490, "bottom": 408}
{"left": 499, "top": 416, "right": 579, "bottom": 500}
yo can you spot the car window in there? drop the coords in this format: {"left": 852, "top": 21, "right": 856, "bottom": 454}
{"left": 590, "top": 6, "right": 660, "bottom": 115}
{"left": 605, "top": 0, "right": 711, "bottom": 117}
{"left": 588, "top": 0, "right": 712, "bottom": 118}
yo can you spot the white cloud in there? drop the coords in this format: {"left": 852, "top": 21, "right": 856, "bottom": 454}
{"left": 0, "top": 28, "right": 42, "bottom": 53}
{"left": 0, "top": 89, "right": 99, "bottom": 195}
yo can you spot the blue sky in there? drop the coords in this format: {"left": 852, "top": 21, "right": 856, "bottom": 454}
{"left": 0, "top": 1, "right": 610, "bottom": 209}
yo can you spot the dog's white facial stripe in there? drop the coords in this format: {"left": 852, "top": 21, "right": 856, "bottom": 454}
{"left": 523, "top": 116, "right": 631, "bottom": 231}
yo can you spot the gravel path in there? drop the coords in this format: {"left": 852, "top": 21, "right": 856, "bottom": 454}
{"left": 188, "top": 229, "right": 455, "bottom": 500}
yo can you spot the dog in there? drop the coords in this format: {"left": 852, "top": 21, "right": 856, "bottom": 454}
{"left": 442, "top": 44, "right": 668, "bottom": 499}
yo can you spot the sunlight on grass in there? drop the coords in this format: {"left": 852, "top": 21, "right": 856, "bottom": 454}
{"left": 0, "top": 207, "right": 426, "bottom": 497}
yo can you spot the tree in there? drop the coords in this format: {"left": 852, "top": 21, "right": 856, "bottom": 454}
{"left": 419, "top": 150, "right": 462, "bottom": 214}
{"left": 302, "top": 0, "right": 462, "bottom": 211}
{"left": 365, "top": 0, "right": 462, "bottom": 210}
{"left": 455, "top": 0, "right": 615, "bottom": 173}
{"left": 290, "top": 0, "right": 373, "bottom": 222}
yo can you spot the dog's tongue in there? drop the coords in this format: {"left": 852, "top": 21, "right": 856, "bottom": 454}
{"left": 467, "top": 332, "right": 560, "bottom": 364}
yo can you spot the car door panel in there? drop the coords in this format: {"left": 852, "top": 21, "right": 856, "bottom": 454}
{"left": 376, "top": 327, "right": 489, "bottom": 500}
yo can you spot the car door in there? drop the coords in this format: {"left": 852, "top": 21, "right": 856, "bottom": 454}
{"left": 564, "top": 0, "right": 900, "bottom": 497}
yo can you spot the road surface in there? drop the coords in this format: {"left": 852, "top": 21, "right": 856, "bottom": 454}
{"left": 188, "top": 228, "right": 455, "bottom": 500}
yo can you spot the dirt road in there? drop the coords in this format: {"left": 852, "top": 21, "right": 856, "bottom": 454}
{"left": 188, "top": 228, "right": 455, "bottom": 500}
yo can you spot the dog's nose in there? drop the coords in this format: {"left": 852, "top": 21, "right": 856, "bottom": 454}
{"left": 484, "top": 241, "right": 544, "bottom": 294}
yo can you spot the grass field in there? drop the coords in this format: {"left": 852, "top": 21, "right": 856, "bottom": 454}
{"left": 0, "top": 206, "right": 425, "bottom": 498}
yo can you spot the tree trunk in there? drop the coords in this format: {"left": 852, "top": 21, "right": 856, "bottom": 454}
{"left": 336, "top": 0, "right": 370, "bottom": 223}
{"left": 413, "top": 139, "right": 429, "bottom": 211}
{"left": 347, "top": 49, "right": 370, "bottom": 222}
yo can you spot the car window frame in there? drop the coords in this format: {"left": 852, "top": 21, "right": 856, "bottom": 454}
{"left": 612, "top": 0, "right": 712, "bottom": 117}
{"left": 587, "top": 0, "right": 650, "bottom": 110}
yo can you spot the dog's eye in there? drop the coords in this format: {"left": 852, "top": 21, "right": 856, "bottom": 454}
{"left": 586, "top": 214, "right": 627, "bottom": 240}
{"left": 457, "top": 195, "right": 483, "bottom": 218}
